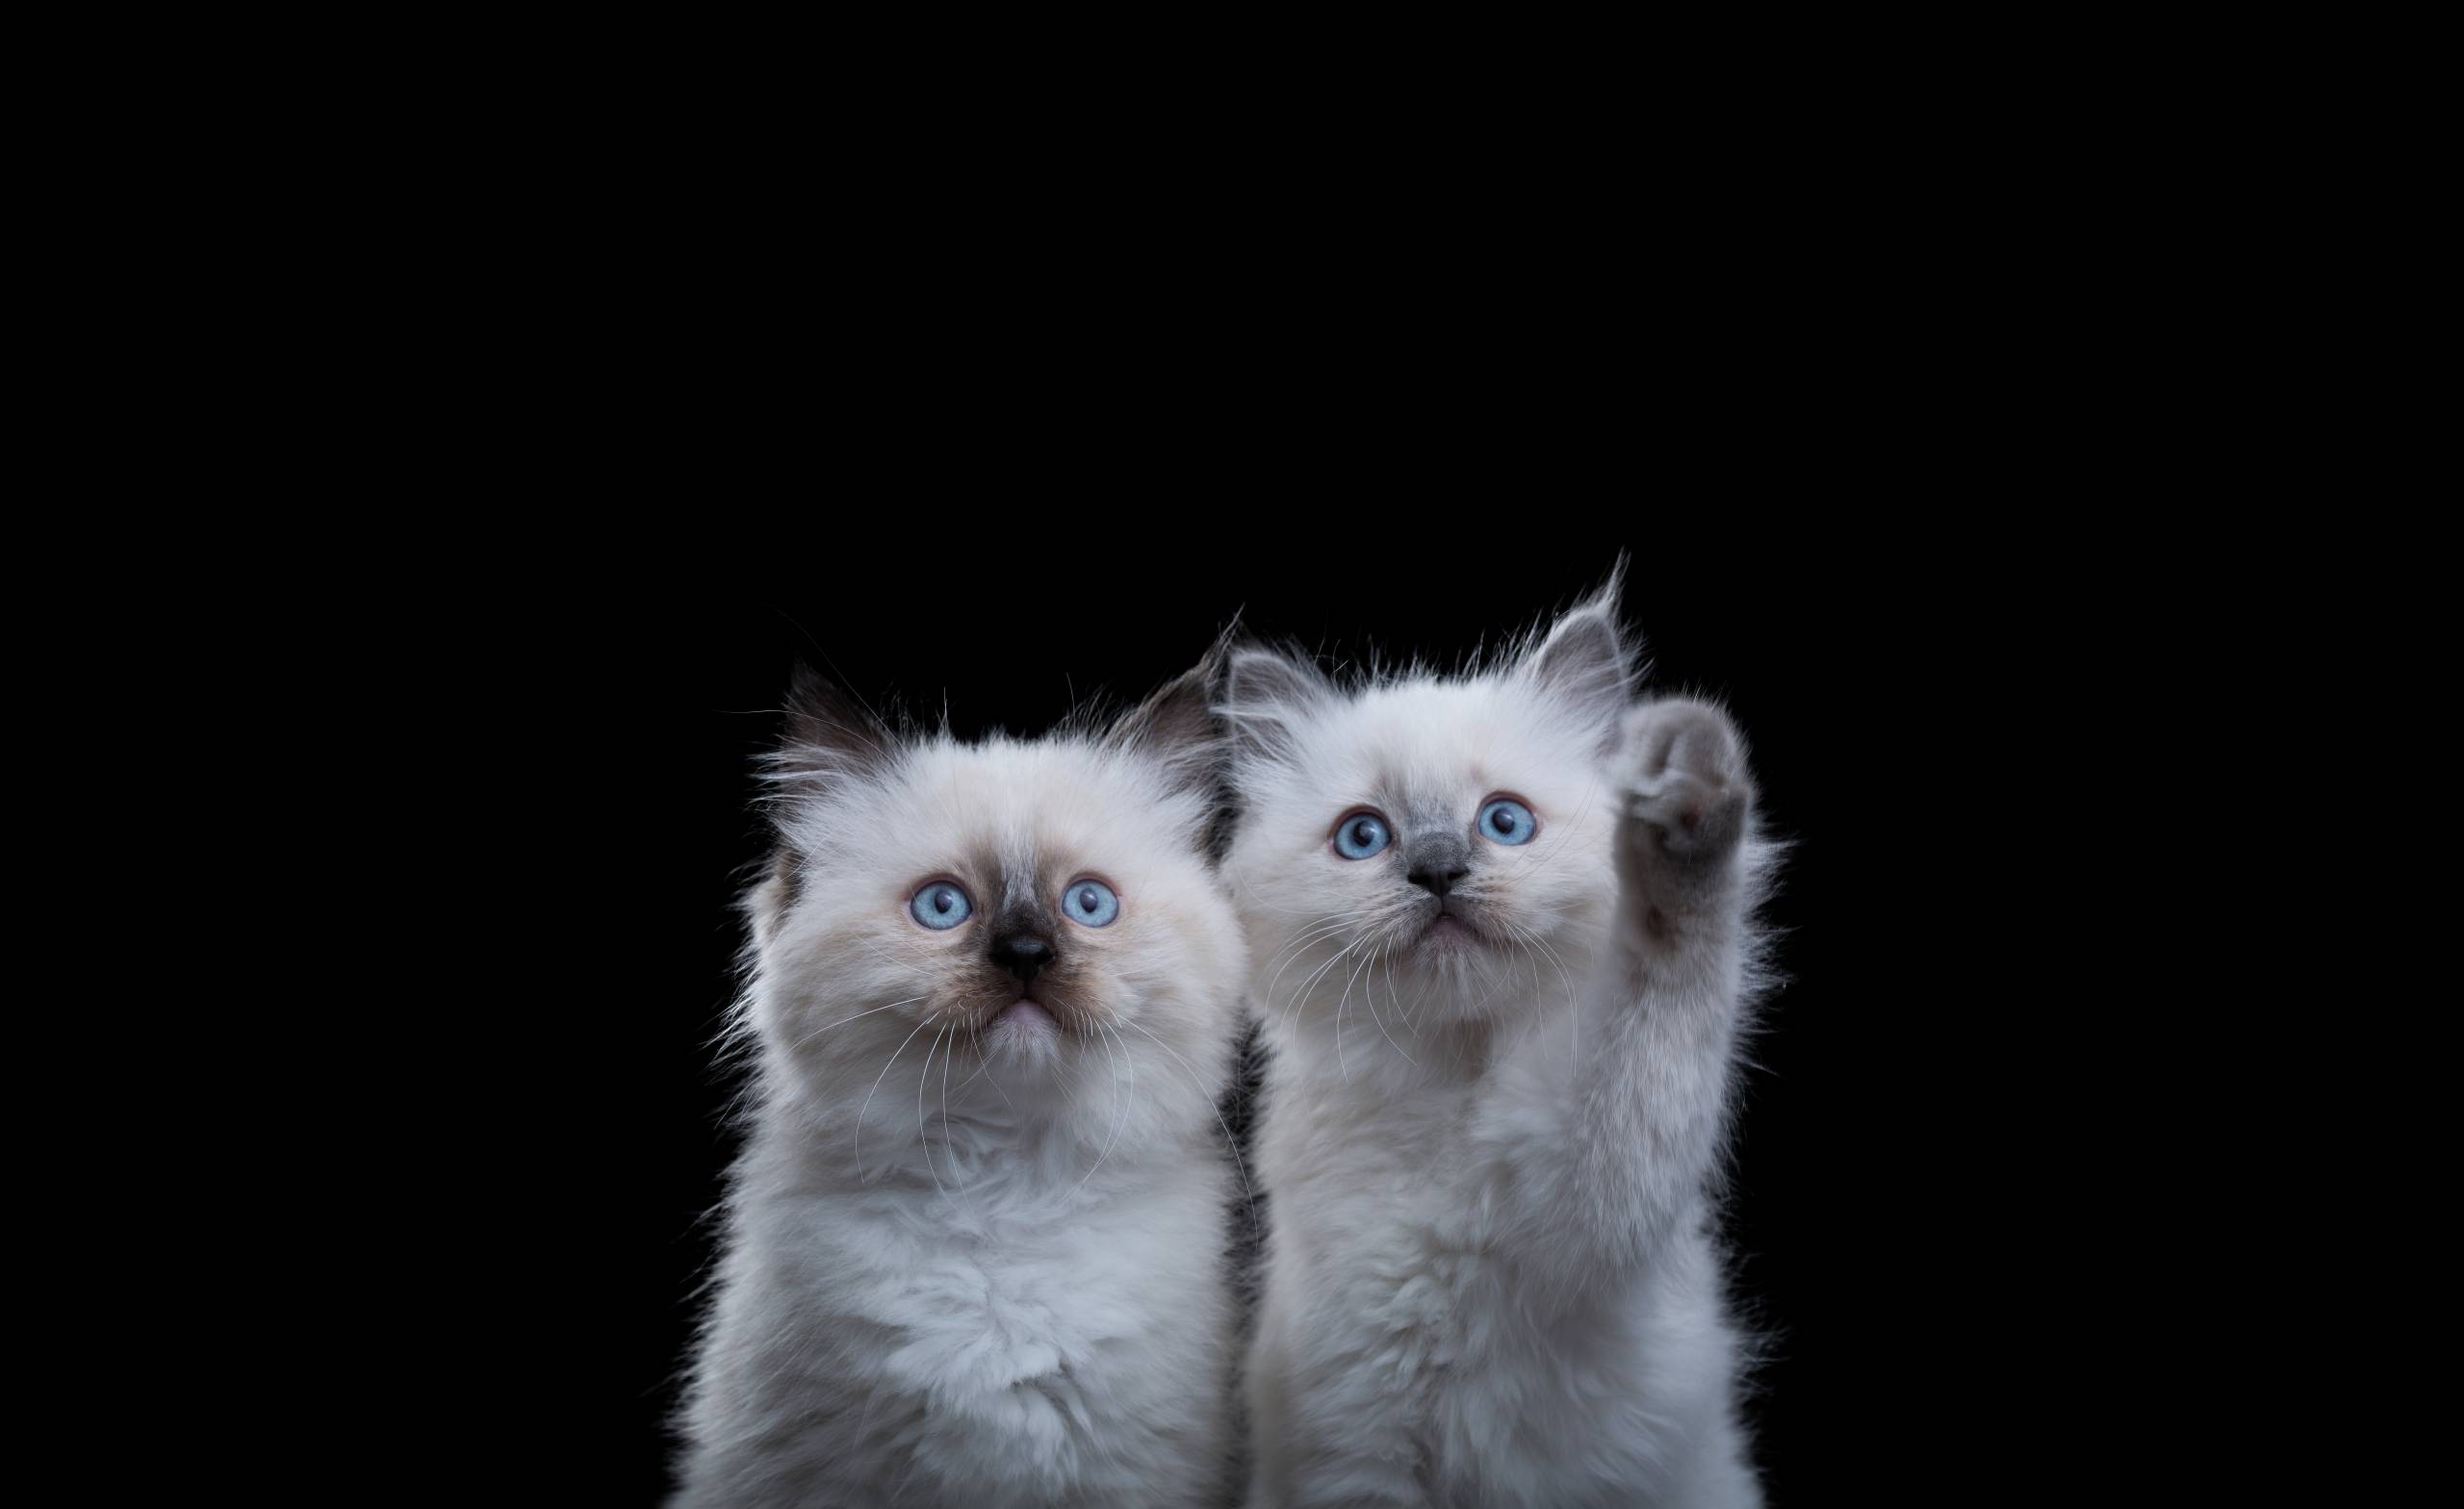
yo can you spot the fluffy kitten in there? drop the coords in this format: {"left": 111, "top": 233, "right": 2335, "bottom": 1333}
{"left": 671, "top": 662, "right": 1249, "bottom": 1509}
{"left": 1225, "top": 574, "right": 1773, "bottom": 1508}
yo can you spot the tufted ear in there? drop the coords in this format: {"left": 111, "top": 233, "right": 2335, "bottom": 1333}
{"left": 1219, "top": 643, "right": 1336, "bottom": 768}
{"left": 775, "top": 662, "right": 897, "bottom": 786}
{"left": 1104, "top": 642, "right": 1224, "bottom": 801}
{"left": 1517, "top": 565, "right": 1635, "bottom": 755}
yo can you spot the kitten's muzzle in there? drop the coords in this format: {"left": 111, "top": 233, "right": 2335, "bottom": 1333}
{"left": 1404, "top": 832, "right": 1472, "bottom": 897}
{"left": 981, "top": 910, "right": 1080, "bottom": 1032}
{"left": 990, "top": 930, "right": 1056, "bottom": 987}
{"left": 1414, "top": 890, "right": 1494, "bottom": 949}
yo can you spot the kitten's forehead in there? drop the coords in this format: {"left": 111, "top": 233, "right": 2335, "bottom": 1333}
{"left": 1311, "top": 678, "right": 1567, "bottom": 791}
{"left": 906, "top": 740, "right": 1152, "bottom": 836}
{"left": 801, "top": 734, "right": 1198, "bottom": 880}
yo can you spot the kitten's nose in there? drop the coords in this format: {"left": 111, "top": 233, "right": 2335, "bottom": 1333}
{"left": 991, "top": 934, "right": 1055, "bottom": 985}
{"left": 1405, "top": 834, "right": 1472, "bottom": 897}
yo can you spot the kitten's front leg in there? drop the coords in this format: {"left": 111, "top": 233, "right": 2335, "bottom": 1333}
{"left": 1496, "top": 699, "right": 1758, "bottom": 1298}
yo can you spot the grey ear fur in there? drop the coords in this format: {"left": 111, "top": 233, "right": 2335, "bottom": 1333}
{"left": 1519, "top": 563, "right": 1636, "bottom": 755}
{"left": 757, "top": 667, "right": 896, "bottom": 926}
{"left": 1219, "top": 643, "right": 1336, "bottom": 765}
{"left": 1104, "top": 640, "right": 1227, "bottom": 800}
{"left": 776, "top": 662, "right": 898, "bottom": 783}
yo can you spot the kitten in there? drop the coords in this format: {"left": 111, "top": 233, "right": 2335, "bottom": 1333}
{"left": 1224, "top": 572, "right": 1773, "bottom": 1508}
{"left": 671, "top": 660, "right": 1250, "bottom": 1509}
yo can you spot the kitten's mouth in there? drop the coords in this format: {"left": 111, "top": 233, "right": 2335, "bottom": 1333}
{"left": 979, "top": 996, "right": 1069, "bottom": 1060}
{"left": 963, "top": 982, "right": 1092, "bottom": 1056}
{"left": 1417, "top": 906, "right": 1491, "bottom": 952}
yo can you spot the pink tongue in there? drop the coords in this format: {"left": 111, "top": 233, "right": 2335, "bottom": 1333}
{"left": 1000, "top": 1000, "right": 1055, "bottom": 1029}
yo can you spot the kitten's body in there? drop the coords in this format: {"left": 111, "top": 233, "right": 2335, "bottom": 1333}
{"left": 674, "top": 671, "right": 1247, "bottom": 1509}
{"left": 1227, "top": 583, "right": 1771, "bottom": 1508}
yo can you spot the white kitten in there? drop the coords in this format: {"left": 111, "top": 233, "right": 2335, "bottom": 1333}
{"left": 672, "top": 661, "right": 1250, "bottom": 1508}
{"left": 1225, "top": 573, "right": 1773, "bottom": 1508}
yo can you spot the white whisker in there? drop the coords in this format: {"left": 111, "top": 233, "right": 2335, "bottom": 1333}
{"left": 918, "top": 1027, "right": 956, "bottom": 1208}
{"left": 1075, "top": 1022, "right": 1133, "bottom": 1194}
{"left": 854, "top": 1015, "right": 932, "bottom": 1181}
{"left": 1362, "top": 942, "right": 1416, "bottom": 1065}
{"left": 1119, "top": 1017, "right": 1258, "bottom": 1227}
{"left": 789, "top": 995, "right": 927, "bottom": 1053}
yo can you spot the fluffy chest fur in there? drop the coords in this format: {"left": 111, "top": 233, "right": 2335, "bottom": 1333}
{"left": 1252, "top": 1031, "right": 1742, "bottom": 1509}
{"left": 698, "top": 1135, "right": 1234, "bottom": 1509}
{"left": 808, "top": 1154, "right": 1227, "bottom": 1406}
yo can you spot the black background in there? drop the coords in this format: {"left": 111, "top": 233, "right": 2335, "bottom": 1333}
{"left": 540, "top": 546, "right": 1978, "bottom": 1504}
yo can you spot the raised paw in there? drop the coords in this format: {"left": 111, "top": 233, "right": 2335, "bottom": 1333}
{"left": 1616, "top": 699, "right": 1755, "bottom": 881}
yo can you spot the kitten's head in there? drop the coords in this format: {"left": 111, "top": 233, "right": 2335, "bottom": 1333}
{"left": 1220, "top": 575, "right": 1631, "bottom": 1035}
{"left": 743, "top": 657, "right": 1245, "bottom": 1129}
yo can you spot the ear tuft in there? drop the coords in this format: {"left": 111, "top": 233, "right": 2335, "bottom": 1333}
{"left": 1519, "top": 564, "right": 1635, "bottom": 754}
{"left": 776, "top": 662, "right": 897, "bottom": 783}
{"left": 1219, "top": 644, "right": 1335, "bottom": 766}
{"left": 1105, "top": 640, "right": 1225, "bottom": 799}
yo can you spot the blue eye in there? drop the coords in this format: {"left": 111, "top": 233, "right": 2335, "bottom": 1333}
{"left": 1062, "top": 879, "right": 1119, "bottom": 927}
{"left": 1478, "top": 798, "right": 1537, "bottom": 846}
{"left": 1332, "top": 811, "right": 1392, "bottom": 859}
{"left": 911, "top": 882, "right": 973, "bottom": 930}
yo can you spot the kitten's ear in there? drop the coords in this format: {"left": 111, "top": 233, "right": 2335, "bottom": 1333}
{"left": 775, "top": 662, "right": 897, "bottom": 786}
{"left": 1219, "top": 643, "right": 1335, "bottom": 767}
{"left": 1517, "top": 564, "right": 1635, "bottom": 755}
{"left": 1103, "top": 644, "right": 1223, "bottom": 800}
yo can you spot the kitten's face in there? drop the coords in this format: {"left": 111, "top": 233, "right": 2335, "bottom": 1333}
{"left": 748, "top": 666, "right": 1244, "bottom": 1119}
{"left": 1221, "top": 588, "right": 1630, "bottom": 1032}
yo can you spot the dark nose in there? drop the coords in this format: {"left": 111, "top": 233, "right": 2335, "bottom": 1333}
{"left": 991, "top": 934, "right": 1054, "bottom": 985}
{"left": 1404, "top": 833, "right": 1472, "bottom": 897}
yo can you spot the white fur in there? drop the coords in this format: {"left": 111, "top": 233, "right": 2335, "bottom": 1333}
{"left": 1226, "top": 581, "right": 1773, "bottom": 1508}
{"left": 672, "top": 701, "right": 1250, "bottom": 1508}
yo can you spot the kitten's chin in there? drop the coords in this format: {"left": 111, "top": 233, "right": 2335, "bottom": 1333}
{"left": 994, "top": 999, "right": 1056, "bottom": 1035}
{"left": 985, "top": 999, "right": 1064, "bottom": 1064}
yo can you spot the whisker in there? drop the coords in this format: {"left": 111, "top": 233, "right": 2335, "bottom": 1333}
{"left": 1335, "top": 942, "right": 1384, "bottom": 1081}
{"left": 1230, "top": 871, "right": 1357, "bottom": 920}
{"left": 1283, "top": 933, "right": 1371, "bottom": 1020}
{"left": 1361, "top": 941, "right": 1416, "bottom": 1066}
{"left": 1257, "top": 918, "right": 1353, "bottom": 1010}
{"left": 1074, "top": 1022, "right": 1133, "bottom": 1194}
{"left": 918, "top": 1026, "right": 957, "bottom": 1209}
{"left": 1118, "top": 1017, "right": 1259, "bottom": 1228}
{"left": 1383, "top": 951, "right": 1424, "bottom": 1038}
{"left": 787, "top": 995, "right": 928, "bottom": 1054}
{"left": 938, "top": 1022, "right": 970, "bottom": 1215}
{"left": 854, "top": 1016, "right": 932, "bottom": 1181}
